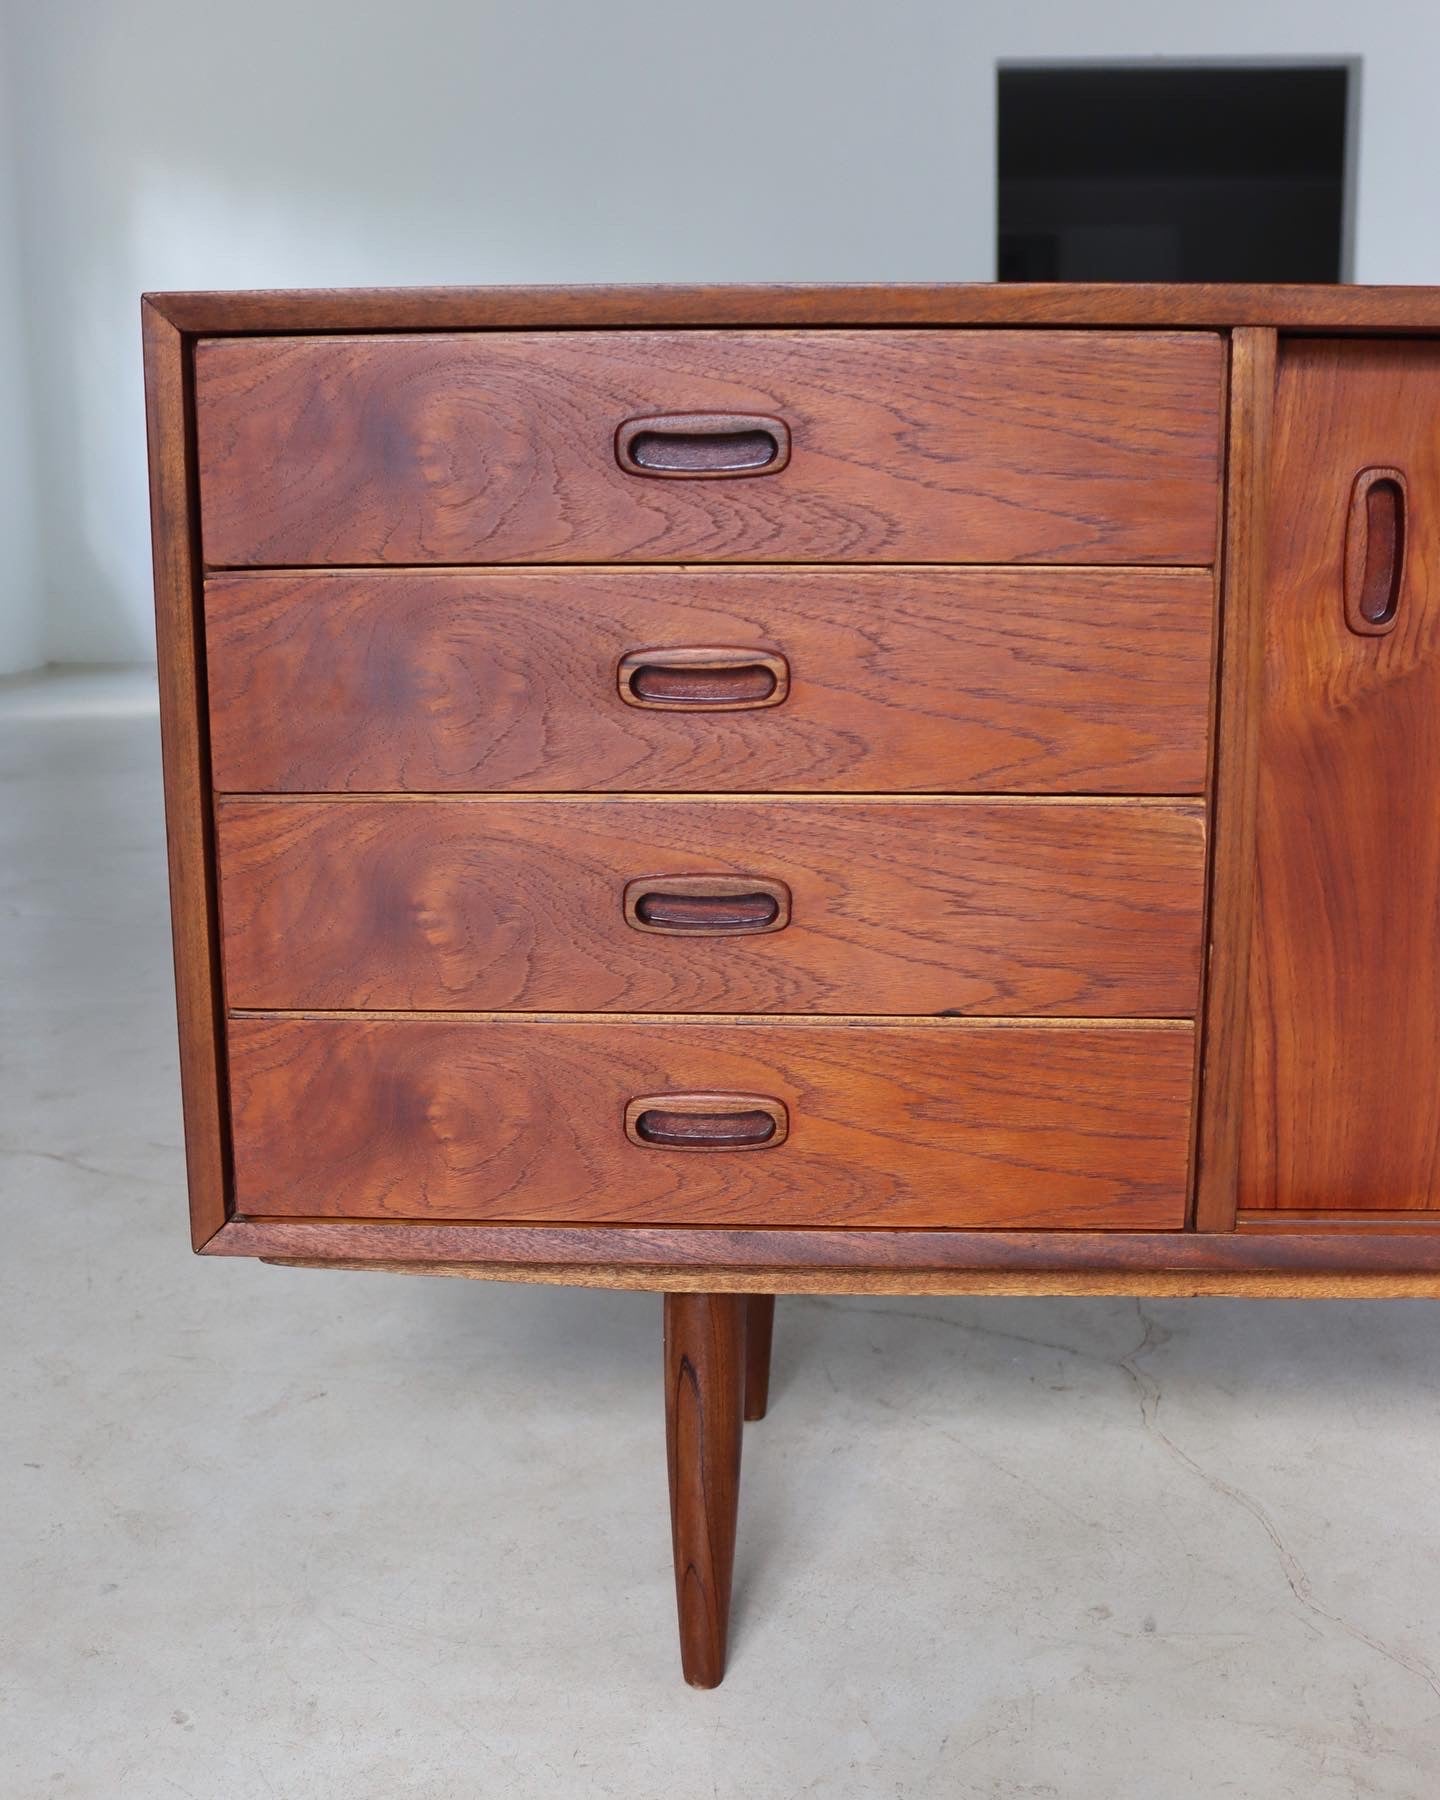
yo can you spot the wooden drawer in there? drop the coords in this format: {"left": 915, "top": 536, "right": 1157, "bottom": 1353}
{"left": 205, "top": 567, "right": 1215, "bottom": 795}
{"left": 227, "top": 1016, "right": 1195, "bottom": 1228}
{"left": 216, "top": 798, "right": 1205, "bottom": 1016}
{"left": 195, "top": 330, "right": 1223, "bottom": 567}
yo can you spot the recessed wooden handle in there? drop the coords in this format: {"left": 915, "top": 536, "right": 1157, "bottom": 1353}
{"left": 625, "top": 1094, "right": 789, "bottom": 1151}
{"left": 1344, "top": 466, "right": 1408, "bottom": 635}
{"left": 618, "top": 647, "right": 790, "bottom": 712}
{"left": 615, "top": 412, "right": 791, "bottom": 479}
{"left": 623, "top": 875, "right": 791, "bottom": 936}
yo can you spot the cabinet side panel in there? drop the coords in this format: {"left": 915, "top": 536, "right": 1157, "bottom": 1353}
{"left": 1240, "top": 338, "right": 1440, "bottom": 1210}
{"left": 144, "top": 302, "right": 230, "bottom": 1246}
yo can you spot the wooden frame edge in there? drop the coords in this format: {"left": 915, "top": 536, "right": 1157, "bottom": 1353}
{"left": 254, "top": 1260, "right": 1440, "bottom": 1298}
{"left": 143, "top": 298, "right": 231, "bottom": 1249}
{"left": 142, "top": 283, "right": 1440, "bottom": 336}
{"left": 1193, "top": 327, "right": 1276, "bottom": 1231}
{"left": 204, "top": 1219, "right": 1440, "bottom": 1287}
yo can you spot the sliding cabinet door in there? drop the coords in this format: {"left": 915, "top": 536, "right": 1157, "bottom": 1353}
{"left": 1242, "top": 339, "right": 1440, "bottom": 1213}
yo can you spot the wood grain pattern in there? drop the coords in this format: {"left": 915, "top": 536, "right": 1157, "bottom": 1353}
{"left": 215, "top": 798, "right": 1206, "bottom": 1017}
{"left": 665, "top": 1292, "right": 745, "bottom": 1687}
{"left": 1241, "top": 340, "right": 1440, "bottom": 1212}
{"left": 142, "top": 300, "right": 231, "bottom": 1248}
{"left": 148, "top": 282, "right": 1440, "bottom": 335}
{"left": 1193, "top": 328, "right": 1276, "bottom": 1231}
{"left": 204, "top": 567, "right": 1216, "bottom": 795}
{"left": 194, "top": 330, "right": 1222, "bottom": 567}
{"left": 225, "top": 1017, "right": 1196, "bottom": 1229}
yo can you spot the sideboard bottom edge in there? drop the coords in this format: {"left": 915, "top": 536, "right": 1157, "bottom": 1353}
{"left": 253, "top": 1258, "right": 1440, "bottom": 1299}
{"left": 203, "top": 1218, "right": 1440, "bottom": 1293}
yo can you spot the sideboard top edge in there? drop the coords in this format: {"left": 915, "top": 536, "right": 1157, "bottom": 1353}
{"left": 142, "top": 284, "right": 1440, "bottom": 335}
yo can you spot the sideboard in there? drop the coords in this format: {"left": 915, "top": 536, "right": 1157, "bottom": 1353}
{"left": 144, "top": 284, "right": 1440, "bottom": 1685}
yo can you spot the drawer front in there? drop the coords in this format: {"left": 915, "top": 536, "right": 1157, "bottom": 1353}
{"left": 216, "top": 799, "right": 1206, "bottom": 1016}
{"left": 206, "top": 567, "right": 1215, "bottom": 795}
{"left": 195, "top": 330, "right": 1223, "bottom": 567}
{"left": 227, "top": 1017, "right": 1195, "bottom": 1228}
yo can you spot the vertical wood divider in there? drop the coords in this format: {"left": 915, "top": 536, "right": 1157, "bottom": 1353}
{"left": 1193, "top": 326, "right": 1278, "bottom": 1231}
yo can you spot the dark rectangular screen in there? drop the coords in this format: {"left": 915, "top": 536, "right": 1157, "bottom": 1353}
{"left": 998, "top": 65, "right": 1350, "bottom": 282}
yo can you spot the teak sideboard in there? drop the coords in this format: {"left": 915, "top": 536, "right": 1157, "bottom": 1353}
{"left": 145, "top": 283, "right": 1440, "bottom": 1686}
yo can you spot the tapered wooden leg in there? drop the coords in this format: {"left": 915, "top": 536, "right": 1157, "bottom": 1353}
{"left": 743, "top": 1295, "right": 776, "bottom": 1421}
{"left": 664, "top": 1292, "right": 745, "bottom": 1688}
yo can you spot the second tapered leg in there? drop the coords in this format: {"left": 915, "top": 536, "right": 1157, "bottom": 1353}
{"left": 743, "top": 1295, "right": 776, "bottom": 1421}
{"left": 664, "top": 1292, "right": 745, "bottom": 1688}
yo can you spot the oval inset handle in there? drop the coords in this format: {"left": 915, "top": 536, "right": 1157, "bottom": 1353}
{"left": 618, "top": 646, "right": 789, "bottom": 712}
{"left": 624, "top": 1093, "right": 789, "bottom": 1151}
{"left": 616, "top": 412, "right": 790, "bottom": 479}
{"left": 1344, "top": 466, "right": 1408, "bottom": 636}
{"left": 623, "top": 875, "right": 791, "bottom": 937}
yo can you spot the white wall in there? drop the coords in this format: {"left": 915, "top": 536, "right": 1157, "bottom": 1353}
{"left": 5, "top": 0, "right": 1440, "bottom": 665}
{"left": 0, "top": 3, "right": 41, "bottom": 675}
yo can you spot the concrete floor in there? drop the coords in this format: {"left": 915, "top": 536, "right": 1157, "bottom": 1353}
{"left": 4, "top": 666, "right": 1440, "bottom": 1798}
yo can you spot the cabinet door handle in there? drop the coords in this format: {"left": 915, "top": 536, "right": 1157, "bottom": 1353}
{"left": 615, "top": 412, "right": 790, "bottom": 479}
{"left": 624, "top": 1094, "right": 789, "bottom": 1151}
{"left": 1344, "top": 466, "right": 1408, "bottom": 635}
{"left": 623, "top": 875, "right": 791, "bottom": 936}
{"left": 618, "top": 646, "right": 789, "bottom": 711}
